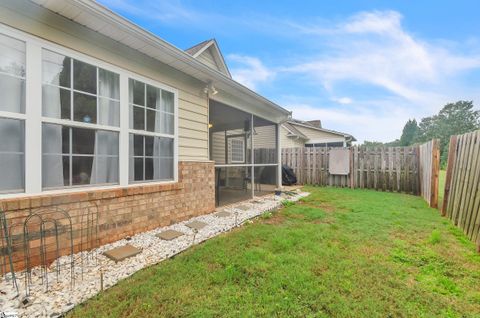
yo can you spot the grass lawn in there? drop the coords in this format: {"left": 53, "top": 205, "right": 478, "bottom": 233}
{"left": 69, "top": 187, "right": 480, "bottom": 318}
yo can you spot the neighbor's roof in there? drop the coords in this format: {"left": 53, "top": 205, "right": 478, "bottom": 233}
{"left": 28, "top": 0, "right": 290, "bottom": 122}
{"left": 282, "top": 122, "right": 309, "bottom": 140}
{"left": 286, "top": 119, "right": 357, "bottom": 142}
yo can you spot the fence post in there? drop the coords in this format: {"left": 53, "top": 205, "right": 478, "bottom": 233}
{"left": 442, "top": 136, "right": 458, "bottom": 216}
{"left": 430, "top": 139, "right": 440, "bottom": 208}
{"left": 350, "top": 147, "right": 355, "bottom": 189}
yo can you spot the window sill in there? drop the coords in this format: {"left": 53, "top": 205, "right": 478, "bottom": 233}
{"left": 0, "top": 181, "right": 184, "bottom": 211}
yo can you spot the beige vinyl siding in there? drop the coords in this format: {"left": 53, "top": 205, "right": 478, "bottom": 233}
{"left": 0, "top": 0, "right": 209, "bottom": 161}
{"left": 293, "top": 125, "right": 346, "bottom": 144}
{"left": 196, "top": 47, "right": 221, "bottom": 72}
{"left": 280, "top": 126, "right": 305, "bottom": 148}
{"left": 253, "top": 126, "right": 276, "bottom": 148}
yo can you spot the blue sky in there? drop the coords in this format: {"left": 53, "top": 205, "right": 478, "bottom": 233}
{"left": 99, "top": 0, "right": 480, "bottom": 143}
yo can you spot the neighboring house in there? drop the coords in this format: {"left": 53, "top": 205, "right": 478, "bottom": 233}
{"left": 0, "top": 0, "right": 290, "bottom": 268}
{"left": 281, "top": 119, "right": 356, "bottom": 148}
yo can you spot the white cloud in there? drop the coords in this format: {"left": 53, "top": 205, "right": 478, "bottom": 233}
{"left": 331, "top": 97, "right": 353, "bottom": 104}
{"left": 285, "top": 10, "right": 480, "bottom": 103}
{"left": 227, "top": 54, "right": 275, "bottom": 90}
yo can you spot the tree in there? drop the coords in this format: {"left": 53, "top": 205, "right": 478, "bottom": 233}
{"left": 415, "top": 101, "right": 480, "bottom": 164}
{"left": 399, "top": 119, "right": 418, "bottom": 146}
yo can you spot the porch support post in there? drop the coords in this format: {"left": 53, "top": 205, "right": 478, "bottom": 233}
{"left": 277, "top": 123, "right": 282, "bottom": 189}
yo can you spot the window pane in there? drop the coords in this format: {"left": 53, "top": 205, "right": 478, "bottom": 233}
{"left": 97, "top": 131, "right": 119, "bottom": 156}
{"left": 94, "top": 156, "right": 118, "bottom": 184}
{"left": 42, "top": 155, "right": 69, "bottom": 188}
{"left": 146, "top": 85, "right": 159, "bottom": 109}
{"left": 74, "top": 92, "right": 97, "bottom": 124}
{"left": 161, "top": 90, "right": 174, "bottom": 113}
{"left": 73, "top": 60, "right": 96, "bottom": 94}
{"left": 98, "top": 69, "right": 119, "bottom": 99}
{"left": 156, "top": 137, "right": 174, "bottom": 157}
{"left": 0, "top": 117, "right": 24, "bottom": 192}
{"left": 131, "top": 105, "right": 145, "bottom": 130}
{"left": 145, "top": 136, "right": 154, "bottom": 157}
{"left": 42, "top": 85, "right": 71, "bottom": 119}
{"left": 129, "top": 79, "right": 145, "bottom": 106}
{"left": 146, "top": 109, "right": 157, "bottom": 132}
{"left": 157, "top": 157, "right": 173, "bottom": 180}
{"left": 133, "top": 134, "right": 144, "bottom": 156}
{"left": 145, "top": 158, "right": 153, "bottom": 180}
{"left": 0, "top": 118, "right": 24, "bottom": 153}
{"left": 160, "top": 112, "right": 174, "bottom": 135}
{"left": 72, "top": 127, "right": 95, "bottom": 155}
{"left": 72, "top": 156, "right": 94, "bottom": 185}
{"left": 0, "top": 73, "right": 25, "bottom": 113}
{"left": 98, "top": 98, "right": 119, "bottom": 127}
{"left": 42, "top": 123, "right": 69, "bottom": 154}
{"left": 0, "top": 33, "right": 25, "bottom": 78}
{"left": 0, "top": 153, "right": 24, "bottom": 193}
{"left": 134, "top": 158, "right": 144, "bottom": 181}
{"left": 42, "top": 50, "right": 70, "bottom": 88}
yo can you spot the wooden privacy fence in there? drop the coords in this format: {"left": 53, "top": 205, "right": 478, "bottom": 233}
{"left": 419, "top": 139, "right": 441, "bottom": 208}
{"left": 442, "top": 130, "right": 480, "bottom": 250}
{"left": 282, "top": 140, "right": 439, "bottom": 206}
{"left": 351, "top": 146, "right": 420, "bottom": 195}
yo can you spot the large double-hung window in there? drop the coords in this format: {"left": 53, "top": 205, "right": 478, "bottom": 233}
{"left": 41, "top": 50, "right": 120, "bottom": 189}
{"left": 128, "top": 79, "right": 175, "bottom": 182}
{"left": 0, "top": 33, "right": 25, "bottom": 194}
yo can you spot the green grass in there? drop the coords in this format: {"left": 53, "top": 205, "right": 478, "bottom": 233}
{"left": 69, "top": 187, "right": 480, "bottom": 318}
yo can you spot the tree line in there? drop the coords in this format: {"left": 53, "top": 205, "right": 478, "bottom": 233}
{"left": 362, "top": 101, "right": 480, "bottom": 166}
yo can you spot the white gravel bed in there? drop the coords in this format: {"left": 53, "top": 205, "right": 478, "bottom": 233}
{"left": 0, "top": 190, "right": 309, "bottom": 317}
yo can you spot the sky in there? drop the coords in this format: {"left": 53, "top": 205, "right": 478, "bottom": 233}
{"left": 98, "top": 0, "right": 480, "bottom": 143}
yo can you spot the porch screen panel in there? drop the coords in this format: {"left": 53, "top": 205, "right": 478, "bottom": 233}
{"left": 253, "top": 116, "right": 278, "bottom": 164}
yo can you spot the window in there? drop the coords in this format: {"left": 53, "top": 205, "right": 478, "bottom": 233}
{"left": 0, "top": 25, "right": 179, "bottom": 197}
{"left": 0, "top": 33, "right": 26, "bottom": 193}
{"left": 229, "top": 138, "right": 245, "bottom": 163}
{"left": 129, "top": 135, "right": 173, "bottom": 181}
{"left": 42, "top": 50, "right": 120, "bottom": 126}
{"left": 42, "top": 49, "right": 121, "bottom": 189}
{"left": 42, "top": 124, "right": 119, "bottom": 188}
{"left": 129, "top": 79, "right": 175, "bottom": 183}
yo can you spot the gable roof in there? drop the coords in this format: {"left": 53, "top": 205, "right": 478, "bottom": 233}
{"left": 27, "top": 0, "right": 290, "bottom": 123}
{"left": 185, "top": 39, "right": 231, "bottom": 78}
{"left": 285, "top": 119, "right": 357, "bottom": 142}
{"left": 282, "top": 122, "right": 308, "bottom": 140}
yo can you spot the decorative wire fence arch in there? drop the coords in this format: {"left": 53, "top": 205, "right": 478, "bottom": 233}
{"left": 0, "top": 202, "right": 100, "bottom": 298}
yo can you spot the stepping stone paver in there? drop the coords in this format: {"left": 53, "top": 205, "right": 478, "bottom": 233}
{"left": 185, "top": 220, "right": 208, "bottom": 230}
{"left": 215, "top": 211, "right": 232, "bottom": 218}
{"left": 103, "top": 244, "right": 142, "bottom": 262}
{"left": 156, "top": 229, "right": 184, "bottom": 241}
{"left": 236, "top": 205, "right": 251, "bottom": 211}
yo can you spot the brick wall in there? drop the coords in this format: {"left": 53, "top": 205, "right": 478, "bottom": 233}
{"left": 0, "top": 161, "right": 215, "bottom": 271}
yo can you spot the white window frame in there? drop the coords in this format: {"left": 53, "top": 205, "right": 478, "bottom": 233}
{"left": 228, "top": 137, "right": 245, "bottom": 164}
{"left": 0, "top": 24, "right": 179, "bottom": 199}
{"left": 128, "top": 77, "right": 176, "bottom": 183}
